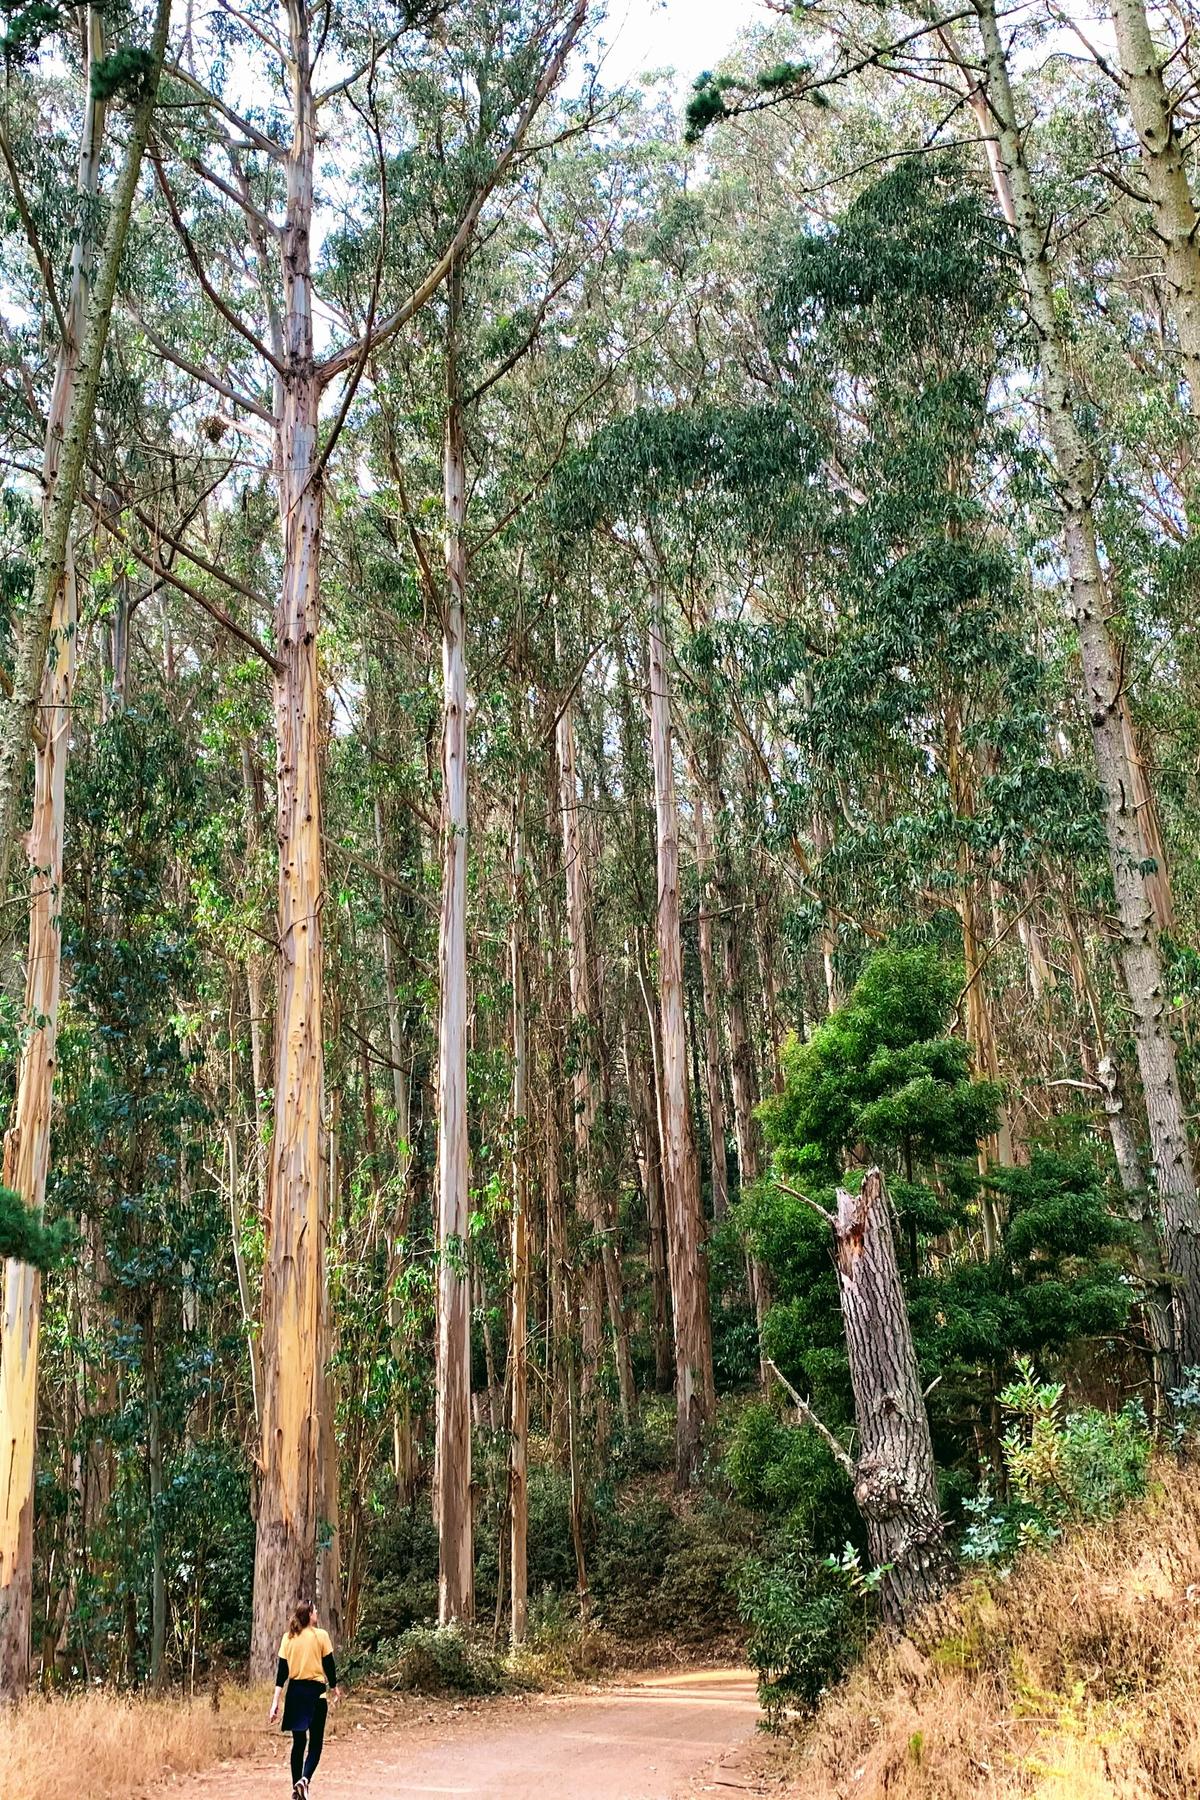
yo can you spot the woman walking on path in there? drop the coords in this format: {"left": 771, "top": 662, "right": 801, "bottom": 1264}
{"left": 268, "top": 1600, "right": 341, "bottom": 1798}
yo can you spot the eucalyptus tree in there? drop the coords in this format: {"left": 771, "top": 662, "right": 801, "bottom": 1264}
{"left": 0, "top": 0, "right": 174, "bottom": 1696}
{"left": 137, "top": 0, "right": 590, "bottom": 1653}
{"left": 1106, "top": 0, "right": 1200, "bottom": 412}
{"left": 550, "top": 395, "right": 815, "bottom": 1480}
{"left": 968, "top": 0, "right": 1200, "bottom": 1372}
{"left": 0, "top": 0, "right": 172, "bottom": 894}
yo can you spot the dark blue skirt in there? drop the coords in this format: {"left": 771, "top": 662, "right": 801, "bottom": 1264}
{"left": 281, "top": 1678, "right": 327, "bottom": 1734}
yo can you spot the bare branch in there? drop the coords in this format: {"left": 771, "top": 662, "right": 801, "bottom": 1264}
{"left": 153, "top": 155, "right": 284, "bottom": 374}
{"left": 772, "top": 1177, "right": 837, "bottom": 1229}
{"left": 0, "top": 124, "right": 68, "bottom": 341}
{"left": 318, "top": 0, "right": 588, "bottom": 385}
{"left": 766, "top": 1359, "right": 856, "bottom": 1478}
{"left": 163, "top": 62, "right": 285, "bottom": 159}
{"left": 129, "top": 308, "right": 276, "bottom": 423}
{"left": 82, "top": 490, "right": 283, "bottom": 673}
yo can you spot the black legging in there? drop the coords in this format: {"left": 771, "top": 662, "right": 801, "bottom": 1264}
{"left": 290, "top": 1702, "right": 326, "bottom": 1785}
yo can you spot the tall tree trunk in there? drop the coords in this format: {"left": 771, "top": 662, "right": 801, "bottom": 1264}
{"left": 0, "top": 8, "right": 108, "bottom": 1695}
{"left": 144, "top": 1309, "right": 167, "bottom": 1690}
{"left": 719, "top": 852, "right": 771, "bottom": 1380}
{"left": 251, "top": 0, "right": 333, "bottom": 1666}
{"left": 693, "top": 790, "right": 728, "bottom": 1222}
{"left": 833, "top": 1170, "right": 954, "bottom": 1622}
{"left": 240, "top": 738, "right": 270, "bottom": 1206}
{"left": 648, "top": 591, "right": 714, "bottom": 1484}
{"left": 556, "top": 685, "right": 635, "bottom": 1428}
{"left": 629, "top": 1028, "right": 672, "bottom": 1392}
{"left": 1109, "top": 0, "right": 1200, "bottom": 410}
{"left": 435, "top": 262, "right": 473, "bottom": 1625}
{"left": 0, "top": 561, "right": 76, "bottom": 1696}
{"left": 1062, "top": 892, "right": 1174, "bottom": 1416}
{"left": 0, "top": 0, "right": 171, "bottom": 886}
{"left": 975, "top": 0, "right": 1200, "bottom": 1365}
{"left": 509, "top": 807, "right": 530, "bottom": 1645}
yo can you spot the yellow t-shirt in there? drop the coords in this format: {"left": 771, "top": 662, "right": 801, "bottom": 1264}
{"left": 279, "top": 1625, "right": 333, "bottom": 1685}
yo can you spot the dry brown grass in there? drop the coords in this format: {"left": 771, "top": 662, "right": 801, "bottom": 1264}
{"left": 0, "top": 1681, "right": 269, "bottom": 1800}
{"left": 784, "top": 1458, "right": 1200, "bottom": 1800}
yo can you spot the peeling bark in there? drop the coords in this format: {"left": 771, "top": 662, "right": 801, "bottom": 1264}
{"left": 251, "top": 0, "right": 333, "bottom": 1667}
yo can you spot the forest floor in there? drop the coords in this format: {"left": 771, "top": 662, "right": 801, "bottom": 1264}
{"left": 154, "top": 1667, "right": 770, "bottom": 1800}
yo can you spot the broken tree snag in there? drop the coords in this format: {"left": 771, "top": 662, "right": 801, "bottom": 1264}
{"left": 834, "top": 1168, "right": 954, "bottom": 1623}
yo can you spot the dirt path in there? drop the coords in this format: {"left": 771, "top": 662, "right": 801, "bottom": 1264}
{"left": 178, "top": 1669, "right": 767, "bottom": 1800}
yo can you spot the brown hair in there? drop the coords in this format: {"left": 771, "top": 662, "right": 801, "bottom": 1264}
{"left": 288, "top": 1600, "right": 314, "bottom": 1637}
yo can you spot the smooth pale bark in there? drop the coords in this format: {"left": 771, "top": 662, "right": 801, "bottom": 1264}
{"left": 834, "top": 1171, "right": 954, "bottom": 1622}
{"left": 692, "top": 791, "right": 728, "bottom": 1222}
{"left": 1109, "top": 0, "right": 1200, "bottom": 408}
{"left": 1062, "top": 894, "right": 1173, "bottom": 1415}
{"left": 0, "top": 10, "right": 106, "bottom": 1694}
{"left": 251, "top": 0, "right": 333, "bottom": 1667}
{"left": 374, "top": 795, "right": 418, "bottom": 1503}
{"left": 975, "top": 0, "right": 1200, "bottom": 1365}
{"left": 240, "top": 739, "right": 270, "bottom": 1198}
{"left": 435, "top": 272, "right": 473, "bottom": 1625}
{"left": 509, "top": 811, "right": 529, "bottom": 1644}
{"left": 648, "top": 594, "right": 714, "bottom": 1484}
{"left": 556, "top": 688, "right": 636, "bottom": 1427}
{"left": 0, "top": 0, "right": 171, "bottom": 889}
{"left": 716, "top": 848, "right": 771, "bottom": 1378}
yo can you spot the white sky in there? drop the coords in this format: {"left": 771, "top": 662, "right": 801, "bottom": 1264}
{"left": 595, "top": 0, "right": 762, "bottom": 96}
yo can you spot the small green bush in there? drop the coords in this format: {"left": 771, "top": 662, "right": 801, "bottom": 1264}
{"left": 590, "top": 1493, "right": 678, "bottom": 1636}
{"left": 367, "top": 1624, "right": 511, "bottom": 1695}
{"left": 725, "top": 1402, "right": 859, "bottom": 1550}
{"left": 962, "top": 1359, "right": 1151, "bottom": 1566}
{"left": 657, "top": 1538, "right": 744, "bottom": 1643}
{"left": 738, "top": 1547, "right": 869, "bottom": 1725}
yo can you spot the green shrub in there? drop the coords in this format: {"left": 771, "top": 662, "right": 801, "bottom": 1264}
{"left": 738, "top": 1546, "right": 870, "bottom": 1725}
{"left": 365, "top": 1624, "right": 512, "bottom": 1695}
{"left": 1169, "top": 1366, "right": 1200, "bottom": 1453}
{"left": 357, "top": 1500, "right": 440, "bottom": 1647}
{"left": 962, "top": 1359, "right": 1151, "bottom": 1566}
{"left": 590, "top": 1493, "right": 678, "bottom": 1637}
{"left": 589, "top": 1488, "right": 749, "bottom": 1641}
{"left": 657, "top": 1538, "right": 744, "bottom": 1643}
{"left": 725, "top": 1402, "right": 859, "bottom": 1551}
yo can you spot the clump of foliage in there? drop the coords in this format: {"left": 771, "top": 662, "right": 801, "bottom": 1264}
{"left": 750, "top": 947, "right": 1132, "bottom": 1473}
{"left": 684, "top": 60, "right": 824, "bottom": 144}
{"left": 962, "top": 1360, "right": 1151, "bottom": 1567}
{"left": 360, "top": 1623, "right": 514, "bottom": 1696}
{"left": 589, "top": 1487, "right": 750, "bottom": 1642}
{"left": 725, "top": 1401, "right": 858, "bottom": 1550}
{"left": 739, "top": 1545, "right": 879, "bottom": 1724}
{"left": 0, "top": 1186, "right": 69, "bottom": 1270}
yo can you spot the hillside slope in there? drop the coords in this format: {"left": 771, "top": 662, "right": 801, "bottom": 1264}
{"left": 785, "top": 1459, "right": 1200, "bottom": 1799}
